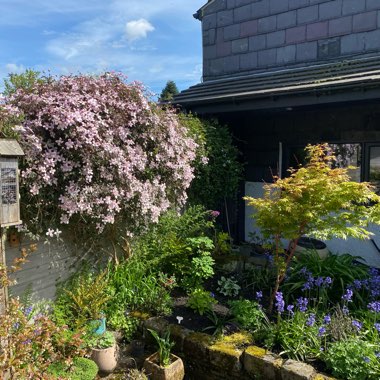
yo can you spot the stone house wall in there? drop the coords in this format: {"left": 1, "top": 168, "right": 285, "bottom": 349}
{"left": 200, "top": 0, "right": 380, "bottom": 80}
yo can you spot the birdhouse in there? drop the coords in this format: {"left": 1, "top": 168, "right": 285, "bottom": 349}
{"left": 0, "top": 139, "right": 24, "bottom": 227}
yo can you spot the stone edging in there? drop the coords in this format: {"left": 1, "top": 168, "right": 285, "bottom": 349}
{"left": 144, "top": 317, "right": 337, "bottom": 380}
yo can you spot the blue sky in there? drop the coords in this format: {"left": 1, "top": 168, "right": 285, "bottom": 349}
{"left": 0, "top": 0, "right": 206, "bottom": 95}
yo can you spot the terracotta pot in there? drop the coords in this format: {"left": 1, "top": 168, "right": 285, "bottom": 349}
{"left": 91, "top": 343, "right": 118, "bottom": 373}
{"left": 143, "top": 352, "right": 184, "bottom": 380}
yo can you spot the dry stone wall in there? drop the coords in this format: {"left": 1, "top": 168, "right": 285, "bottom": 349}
{"left": 144, "top": 317, "right": 337, "bottom": 380}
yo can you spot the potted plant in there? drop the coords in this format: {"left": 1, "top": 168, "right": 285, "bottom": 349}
{"left": 143, "top": 329, "right": 184, "bottom": 380}
{"left": 88, "top": 331, "right": 118, "bottom": 373}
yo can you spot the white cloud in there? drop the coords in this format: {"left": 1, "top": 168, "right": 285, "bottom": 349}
{"left": 5, "top": 63, "right": 25, "bottom": 73}
{"left": 125, "top": 19, "right": 155, "bottom": 42}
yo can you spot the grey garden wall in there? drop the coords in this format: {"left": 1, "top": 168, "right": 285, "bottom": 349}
{"left": 7, "top": 237, "right": 79, "bottom": 301}
{"left": 201, "top": 0, "right": 380, "bottom": 80}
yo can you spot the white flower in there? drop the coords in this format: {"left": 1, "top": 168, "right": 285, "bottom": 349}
{"left": 176, "top": 316, "right": 183, "bottom": 325}
{"left": 46, "top": 228, "right": 55, "bottom": 237}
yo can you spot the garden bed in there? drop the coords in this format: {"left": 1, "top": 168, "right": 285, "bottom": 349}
{"left": 144, "top": 317, "right": 336, "bottom": 380}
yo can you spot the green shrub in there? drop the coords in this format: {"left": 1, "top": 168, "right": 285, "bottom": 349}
{"left": 217, "top": 276, "right": 241, "bottom": 297}
{"left": 180, "top": 114, "right": 243, "bottom": 209}
{"left": 187, "top": 288, "right": 217, "bottom": 316}
{"left": 228, "top": 299, "right": 268, "bottom": 332}
{"left": 48, "top": 357, "right": 98, "bottom": 380}
{"left": 105, "top": 258, "right": 173, "bottom": 319}
{"left": 133, "top": 206, "right": 216, "bottom": 291}
{"left": 325, "top": 338, "right": 380, "bottom": 380}
{"left": 53, "top": 267, "right": 109, "bottom": 328}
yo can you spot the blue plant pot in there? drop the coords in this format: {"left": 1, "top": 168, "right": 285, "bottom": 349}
{"left": 90, "top": 317, "right": 106, "bottom": 335}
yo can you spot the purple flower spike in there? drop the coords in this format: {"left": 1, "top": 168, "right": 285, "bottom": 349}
{"left": 296, "top": 297, "right": 308, "bottom": 313}
{"left": 353, "top": 279, "right": 362, "bottom": 290}
{"left": 323, "top": 314, "right": 331, "bottom": 325}
{"left": 287, "top": 304, "right": 295, "bottom": 316}
{"left": 256, "top": 291, "right": 263, "bottom": 300}
{"left": 318, "top": 326, "right": 326, "bottom": 336}
{"left": 352, "top": 320, "right": 363, "bottom": 331}
{"left": 275, "top": 292, "right": 285, "bottom": 314}
{"left": 342, "top": 288, "right": 353, "bottom": 302}
{"left": 306, "top": 313, "right": 316, "bottom": 327}
{"left": 368, "top": 301, "right": 380, "bottom": 313}
{"left": 315, "top": 277, "right": 324, "bottom": 287}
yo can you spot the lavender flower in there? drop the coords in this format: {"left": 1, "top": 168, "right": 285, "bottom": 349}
{"left": 376, "top": 352, "right": 380, "bottom": 358}
{"left": 363, "top": 357, "right": 370, "bottom": 363}
{"left": 256, "top": 291, "right": 263, "bottom": 301}
{"left": 352, "top": 320, "right": 363, "bottom": 331}
{"left": 353, "top": 279, "right": 362, "bottom": 290}
{"left": 323, "top": 315, "right": 331, "bottom": 325}
{"left": 342, "top": 288, "right": 353, "bottom": 302}
{"left": 374, "top": 323, "right": 380, "bottom": 333}
{"left": 315, "top": 277, "right": 324, "bottom": 287}
{"left": 324, "top": 277, "right": 332, "bottom": 286}
{"left": 287, "top": 304, "right": 295, "bottom": 316}
{"left": 296, "top": 297, "right": 308, "bottom": 313}
{"left": 306, "top": 314, "right": 316, "bottom": 327}
{"left": 368, "top": 301, "right": 380, "bottom": 313}
{"left": 342, "top": 305, "right": 349, "bottom": 315}
{"left": 23, "top": 306, "right": 33, "bottom": 317}
{"left": 318, "top": 326, "right": 326, "bottom": 336}
{"left": 275, "top": 292, "right": 285, "bottom": 314}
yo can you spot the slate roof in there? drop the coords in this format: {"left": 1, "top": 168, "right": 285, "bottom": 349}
{"left": 174, "top": 56, "right": 380, "bottom": 112}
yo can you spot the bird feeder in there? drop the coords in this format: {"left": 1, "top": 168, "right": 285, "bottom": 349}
{"left": 0, "top": 139, "right": 24, "bottom": 227}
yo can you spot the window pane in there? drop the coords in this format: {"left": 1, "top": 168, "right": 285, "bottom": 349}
{"left": 330, "top": 143, "right": 361, "bottom": 182}
{"left": 288, "top": 143, "right": 361, "bottom": 181}
{"left": 369, "top": 146, "right": 380, "bottom": 191}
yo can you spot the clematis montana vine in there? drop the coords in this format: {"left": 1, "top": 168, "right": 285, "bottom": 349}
{"left": 6, "top": 73, "right": 198, "bottom": 235}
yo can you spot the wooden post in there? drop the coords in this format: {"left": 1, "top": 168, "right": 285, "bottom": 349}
{"left": 0, "top": 227, "right": 7, "bottom": 315}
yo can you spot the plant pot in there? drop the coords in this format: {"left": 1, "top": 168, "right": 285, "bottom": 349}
{"left": 91, "top": 343, "right": 119, "bottom": 373}
{"left": 89, "top": 317, "right": 106, "bottom": 335}
{"left": 294, "top": 237, "right": 329, "bottom": 259}
{"left": 143, "top": 352, "right": 184, "bottom": 380}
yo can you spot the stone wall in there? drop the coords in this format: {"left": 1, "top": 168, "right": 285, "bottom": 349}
{"left": 144, "top": 317, "right": 336, "bottom": 380}
{"left": 200, "top": 0, "right": 380, "bottom": 80}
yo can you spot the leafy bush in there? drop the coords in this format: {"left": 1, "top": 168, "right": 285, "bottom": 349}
{"left": 228, "top": 299, "right": 267, "bottom": 333}
{"left": 325, "top": 338, "right": 380, "bottom": 380}
{"left": 217, "top": 276, "right": 241, "bottom": 297}
{"left": 187, "top": 288, "right": 217, "bottom": 316}
{"left": 134, "top": 206, "right": 216, "bottom": 291}
{"left": 53, "top": 268, "right": 110, "bottom": 328}
{"left": 181, "top": 114, "right": 243, "bottom": 209}
{"left": 105, "top": 258, "right": 173, "bottom": 320}
{"left": 48, "top": 357, "right": 98, "bottom": 380}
